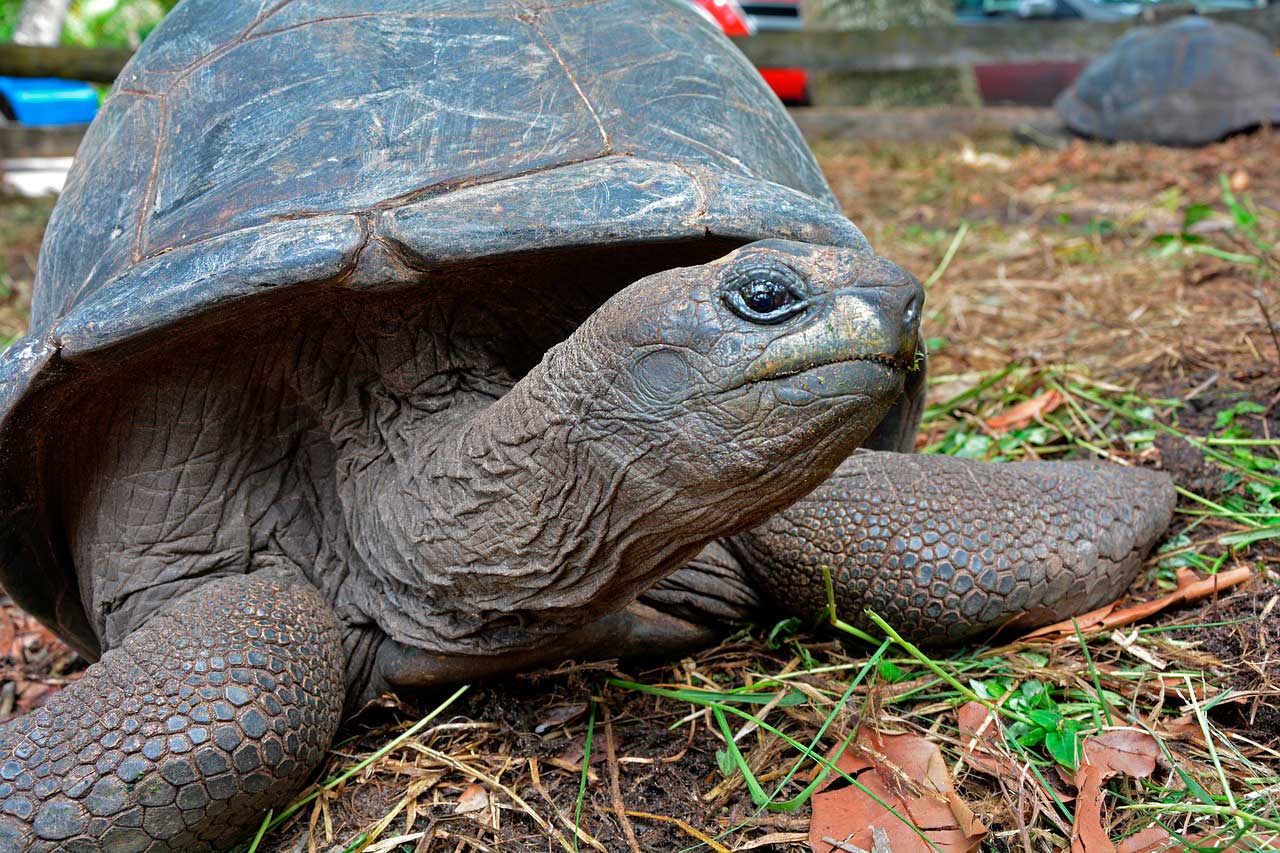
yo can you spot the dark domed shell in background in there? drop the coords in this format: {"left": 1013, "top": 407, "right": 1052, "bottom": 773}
{"left": 1054, "top": 16, "right": 1280, "bottom": 147}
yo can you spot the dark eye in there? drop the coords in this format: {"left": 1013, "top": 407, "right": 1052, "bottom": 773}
{"left": 741, "top": 280, "right": 790, "bottom": 314}
{"left": 721, "top": 259, "right": 811, "bottom": 324}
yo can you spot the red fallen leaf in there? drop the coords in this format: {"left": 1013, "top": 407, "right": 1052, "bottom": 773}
{"left": 1190, "top": 831, "right": 1280, "bottom": 851}
{"left": 0, "top": 612, "right": 17, "bottom": 661}
{"left": 1081, "top": 730, "right": 1159, "bottom": 780}
{"left": 1072, "top": 764, "right": 1113, "bottom": 853}
{"left": 1116, "top": 826, "right": 1172, "bottom": 853}
{"left": 956, "top": 702, "right": 1016, "bottom": 779}
{"left": 1021, "top": 567, "right": 1253, "bottom": 640}
{"left": 1124, "top": 827, "right": 1280, "bottom": 852}
{"left": 984, "top": 389, "right": 1064, "bottom": 434}
{"left": 16, "top": 682, "right": 50, "bottom": 710}
{"left": 1156, "top": 716, "right": 1206, "bottom": 745}
{"left": 1070, "top": 730, "right": 1160, "bottom": 853}
{"left": 809, "top": 729, "right": 986, "bottom": 853}
{"left": 454, "top": 782, "right": 488, "bottom": 815}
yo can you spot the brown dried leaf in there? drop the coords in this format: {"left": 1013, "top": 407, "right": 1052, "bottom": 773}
{"left": 453, "top": 782, "right": 488, "bottom": 815}
{"left": 956, "top": 702, "right": 1015, "bottom": 779}
{"left": 1070, "top": 730, "right": 1160, "bottom": 853}
{"left": 809, "top": 729, "right": 986, "bottom": 853}
{"left": 1080, "top": 730, "right": 1159, "bottom": 781}
{"left": 0, "top": 612, "right": 16, "bottom": 661}
{"left": 534, "top": 702, "right": 588, "bottom": 734}
{"left": 1021, "top": 567, "right": 1252, "bottom": 640}
{"left": 1116, "top": 826, "right": 1172, "bottom": 853}
{"left": 1071, "top": 763, "right": 1114, "bottom": 853}
{"left": 1155, "top": 716, "right": 1205, "bottom": 745}
{"left": 984, "top": 389, "right": 1064, "bottom": 434}
{"left": 738, "top": 832, "right": 809, "bottom": 849}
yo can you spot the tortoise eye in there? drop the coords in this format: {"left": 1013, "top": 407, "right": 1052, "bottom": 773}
{"left": 721, "top": 259, "right": 811, "bottom": 325}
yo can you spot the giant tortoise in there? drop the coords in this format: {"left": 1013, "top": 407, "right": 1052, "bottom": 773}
{"left": 1055, "top": 16, "right": 1280, "bottom": 146}
{"left": 0, "top": 0, "right": 1174, "bottom": 848}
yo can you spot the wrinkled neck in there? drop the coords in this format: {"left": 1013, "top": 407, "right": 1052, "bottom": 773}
{"left": 325, "top": 328, "right": 723, "bottom": 657}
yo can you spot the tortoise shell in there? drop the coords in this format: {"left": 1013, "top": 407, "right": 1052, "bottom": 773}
{"left": 1055, "top": 16, "right": 1280, "bottom": 146}
{"left": 0, "top": 0, "right": 867, "bottom": 657}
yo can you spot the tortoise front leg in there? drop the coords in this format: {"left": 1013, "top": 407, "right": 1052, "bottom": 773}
{"left": 0, "top": 574, "right": 344, "bottom": 851}
{"left": 729, "top": 451, "right": 1176, "bottom": 644}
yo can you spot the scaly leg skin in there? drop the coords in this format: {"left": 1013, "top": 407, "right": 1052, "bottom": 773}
{"left": 729, "top": 450, "right": 1176, "bottom": 644}
{"left": 0, "top": 575, "right": 345, "bottom": 852}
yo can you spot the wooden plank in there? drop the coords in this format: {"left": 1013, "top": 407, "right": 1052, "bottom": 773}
{"left": 0, "top": 43, "right": 129, "bottom": 82}
{"left": 740, "top": 19, "right": 1131, "bottom": 72}
{"left": 739, "top": 5, "right": 1280, "bottom": 72}
{"left": 0, "top": 122, "right": 86, "bottom": 158}
{"left": 788, "top": 106, "right": 1060, "bottom": 144}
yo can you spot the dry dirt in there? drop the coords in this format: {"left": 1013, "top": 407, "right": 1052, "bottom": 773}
{"left": 0, "top": 130, "right": 1276, "bottom": 852}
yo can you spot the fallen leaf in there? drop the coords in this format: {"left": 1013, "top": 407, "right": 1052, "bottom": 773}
{"left": 1021, "top": 567, "right": 1252, "bottom": 640}
{"left": 1081, "top": 730, "right": 1159, "bottom": 780}
{"left": 984, "top": 389, "right": 1065, "bottom": 434}
{"left": 0, "top": 612, "right": 16, "bottom": 660}
{"left": 1071, "top": 764, "right": 1113, "bottom": 853}
{"left": 738, "top": 832, "right": 809, "bottom": 849}
{"left": 1194, "top": 831, "right": 1280, "bottom": 851}
{"left": 15, "top": 682, "right": 49, "bottom": 710}
{"left": 534, "top": 702, "right": 588, "bottom": 734}
{"left": 1070, "top": 730, "right": 1159, "bottom": 853}
{"left": 809, "top": 728, "right": 986, "bottom": 853}
{"left": 1155, "top": 716, "right": 1205, "bottom": 745}
{"left": 454, "top": 782, "right": 488, "bottom": 815}
{"left": 1117, "top": 826, "right": 1172, "bottom": 853}
{"left": 955, "top": 702, "right": 1015, "bottom": 778}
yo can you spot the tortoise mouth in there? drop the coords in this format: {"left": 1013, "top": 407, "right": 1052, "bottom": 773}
{"left": 735, "top": 353, "right": 907, "bottom": 390}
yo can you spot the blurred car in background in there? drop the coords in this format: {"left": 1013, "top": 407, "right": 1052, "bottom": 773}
{"left": 685, "top": 0, "right": 810, "bottom": 103}
{"left": 1014, "top": 0, "right": 1138, "bottom": 18}
{"left": 957, "top": 0, "right": 1267, "bottom": 20}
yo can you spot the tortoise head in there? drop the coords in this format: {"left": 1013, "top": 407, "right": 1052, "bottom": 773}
{"left": 568, "top": 239, "right": 923, "bottom": 502}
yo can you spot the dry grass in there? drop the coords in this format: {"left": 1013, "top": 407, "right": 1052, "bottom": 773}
{"left": 1, "top": 131, "right": 1277, "bottom": 852}
{"left": 821, "top": 132, "right": 1280, "bottom": 383}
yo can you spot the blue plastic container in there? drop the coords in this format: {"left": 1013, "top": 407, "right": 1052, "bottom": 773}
{"left": 0, "top": 77, "right": 98, "bottom": 126}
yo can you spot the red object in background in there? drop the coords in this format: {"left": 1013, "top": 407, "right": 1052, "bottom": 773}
{"left": 688, "top": 0, "right": 754, "bottom": 35}
{"left": 973, "top": 62, "right": 1086, "bottom": 107}
{"left": 686, "top": 0, "right": 810, "bottom": 104}
{"left": 759, "top": 67, "right": 809, "bottom": 104}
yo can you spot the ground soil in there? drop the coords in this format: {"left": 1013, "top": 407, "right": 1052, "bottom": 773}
{"left": 1197, "top": 582, "right": 1280, "bottom": 740}
{"left": 0, "top": 130, "right": 1276, "bottom": 851}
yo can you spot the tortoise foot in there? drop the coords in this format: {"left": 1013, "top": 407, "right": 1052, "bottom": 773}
{"left": 732, "top": 450, "right": 1176, "bottom": 644}
{"left": 0, "top": 575, "right": 345, "bottom": 851}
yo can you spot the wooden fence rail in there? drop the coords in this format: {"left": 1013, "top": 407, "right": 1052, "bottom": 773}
{"left": 0, "top": 43, "right": 129, "bottom": 83}
{"left": 0, "top": 5, "right": 1276, "bottom": 83}
{"left": 740, "top": 4, "right": 1279, "bottom": 72}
